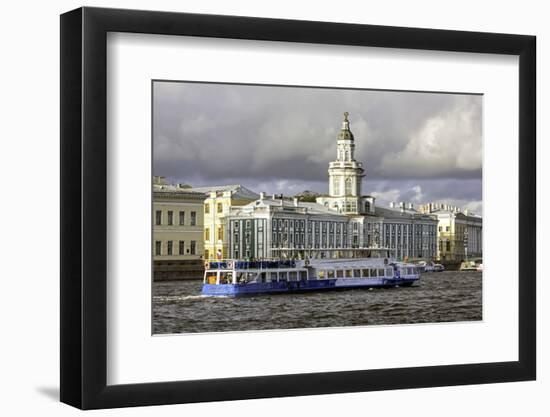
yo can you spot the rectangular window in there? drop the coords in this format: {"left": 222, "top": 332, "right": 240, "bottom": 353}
{"left": 179, "top": 211, "right": 185, "bottom": 225}
{"left": 155, "top": 210, "right": 162, "bottom": 225}
{"left": 155, "top": 241, "right": 161, "bottom": 255}
{"left": 167, "top": 211, "right": 173, "bottom": 225}
{"left": 218, "top": 227, "right": 223, "bottom": 241}
{"left": 167, "top": 241, "right": 173, "bottom": 255}
{"left": 205, "top": 204, "right": 210, "bottom": 214}
{"left": 190, "top": 240, "right": 196, "bottom": 255}
{"left": 217, "top": 203, "right": 223, "bottom": 213}
{"left": 446, "top": 241, "right": 451, "bottom": 251}
{"left": 179, "top": 240, "right": 185, "bottom": 255}
{"left": 190, "top": 211, "right": 196, "bottom": 226}
{"left": 205, "top": 228, "right": 210, "bottom": 241}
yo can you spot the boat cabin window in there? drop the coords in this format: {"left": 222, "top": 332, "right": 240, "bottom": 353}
{"left": 336, "top": 270, "right": 344, "bottom": 278}
{"left": 318, "top": 270, "right": 326, "bottom": 279}
{"left": 345, "top": 270, "right": 353, "bottom": 278}
{"left": 220, "top": 272, "right": 233, "bottom": 284}
{"left": 259, "top": 272, "right": 267, "bottom": 283}
{"left": 269, "top": 272, "right": 278, "bottom": 282}
{"left": 236, "top": 272, "right": 256, "bottom": 284}
{"left": 370, "top": 269, "right": 378, "bottom": 277}
{"left": 386, "top": 268, "right": 393, "bottom": 276}
{"left": 327, "top": 270, "right": 335, "bottom": 279}
{"left": 289, "top": 271, "right": 298, "bottom": 281}
{"left": 353, "top": 269, "right": 361, "bottom": 278}
{"left": 378, "top": 268, "right": 385, "bottom": 277}
{"left": 279, "top": 272, "right": 288, "bottom": 282}
{"left": 299, "top": 271, "right": 308, "bottom": 280}
{"left": 362, "top": 269, "right": 369, "bottom": 277}
{"left": 205, "top": 272, "right": 217, "bottom": 284}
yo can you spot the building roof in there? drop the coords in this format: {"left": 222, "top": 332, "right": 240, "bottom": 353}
{"left": 189, "top": 184, "right": 259, "bottom": 200}
{"left": 374, "top": 206, "right": 437, "bottom": 221}
{"left": 231, "top": 196, "right": 349, "bottom": 218}
{"left": 153, "top": 184, "right": 206, "bottom": 201}
{"left": 430, "top": 209, "right": 482, "bottom": 221}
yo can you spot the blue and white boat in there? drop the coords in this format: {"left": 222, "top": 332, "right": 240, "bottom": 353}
{"left": 201, "top": 250, "right": 420, "bottom": 296}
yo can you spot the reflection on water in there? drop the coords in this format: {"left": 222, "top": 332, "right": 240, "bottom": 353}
{"left": 152, "top": 271, "right": 482, "bottom": 334}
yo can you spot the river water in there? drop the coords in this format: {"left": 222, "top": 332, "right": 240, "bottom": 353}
{"left": 152, "top": 271, "right": 482, "bottom": 334}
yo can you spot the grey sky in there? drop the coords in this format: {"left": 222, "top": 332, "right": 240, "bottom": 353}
{"left": 153, "top": 81, "right": 482, "bottom": 213}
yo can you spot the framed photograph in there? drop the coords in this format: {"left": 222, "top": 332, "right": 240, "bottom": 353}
{"left": 60, "top": 6, "right": 536, "bottom": 409}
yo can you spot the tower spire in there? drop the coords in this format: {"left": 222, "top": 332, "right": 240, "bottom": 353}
{"left": 342, "top": 111, "right": 350, "bottom": 129}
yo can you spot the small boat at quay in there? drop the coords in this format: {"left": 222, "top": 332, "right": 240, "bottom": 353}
{"left": 416, "top": 260, "right": 445, "bottom": 273}
{"left": 201, "top": 250, "right": 421, "bottom": 297}
{"left": 460, "top": 258, "right": 483, "bottom": 272}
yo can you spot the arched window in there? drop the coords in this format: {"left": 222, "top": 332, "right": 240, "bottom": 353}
{"left": 345, "top": 177, "right": 352, "bottom": 195}
{"left": 365, "top": 201, "right": 371, "bottom": 212}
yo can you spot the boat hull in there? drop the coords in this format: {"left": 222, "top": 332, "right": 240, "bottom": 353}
{"left": 201, "top": 277, "right": 418, "bottom": 296}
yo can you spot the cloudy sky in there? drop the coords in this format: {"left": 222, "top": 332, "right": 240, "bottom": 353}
{"left": 153, "top": 81, "right": 482, "bottom": 213}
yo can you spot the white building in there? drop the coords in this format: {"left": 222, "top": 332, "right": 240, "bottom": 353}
{"left": 223, "top": 113, "right": 438, "bottom": 261}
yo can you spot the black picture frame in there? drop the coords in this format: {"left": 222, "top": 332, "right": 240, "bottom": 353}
{"left": 60, "top": 6, "right": 536, "bottom": 410}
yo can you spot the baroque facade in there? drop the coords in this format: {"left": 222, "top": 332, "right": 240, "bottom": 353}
{"left": 223, "top": 113, "right": 438, "bottom": 261}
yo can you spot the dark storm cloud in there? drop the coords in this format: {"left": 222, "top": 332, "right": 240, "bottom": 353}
{"left": 153, "top": 81, "right": 482, "bottom": 211}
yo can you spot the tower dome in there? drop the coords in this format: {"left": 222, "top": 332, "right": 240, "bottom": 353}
{"left": 337, "top": 112, "right": 354, "bottom": 140}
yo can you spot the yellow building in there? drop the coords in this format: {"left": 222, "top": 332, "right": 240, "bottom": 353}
{"left": 419, "top": 203, "right": 482, "bottom": 261}
{"left": 152, "top": 177, "right": 206, "bottom": 279}
{"left": 193, "top": 185, "right": 258, "bottom": 260}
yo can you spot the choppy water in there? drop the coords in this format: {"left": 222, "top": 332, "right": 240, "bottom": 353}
{"left": 152, "top": 271, "right": 482, "bottom": 334}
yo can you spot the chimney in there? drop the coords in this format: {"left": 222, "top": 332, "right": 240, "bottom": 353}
{"left": 260, "top": 192, "right": 265, "bottom": 200}
{"left": 293, "top": 198, "right": 299, "bottom": 207}
{"left": 390, "top": 202, "right": 395, "bottom": 208}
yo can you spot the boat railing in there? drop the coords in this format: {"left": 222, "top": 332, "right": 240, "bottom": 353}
{"left": 205, "top": 259, "right": 297, "bottom": 270}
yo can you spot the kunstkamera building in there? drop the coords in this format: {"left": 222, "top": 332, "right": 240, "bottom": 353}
{"left": 218, "top": 113, "right": 438, "bottom": 261}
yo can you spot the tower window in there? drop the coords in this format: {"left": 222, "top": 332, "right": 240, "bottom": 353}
{"left": 345, "top": 177, "right": 352, "bottom": 195}
{"left": 333, "top": 177, "right": 340, "bottom": 195}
